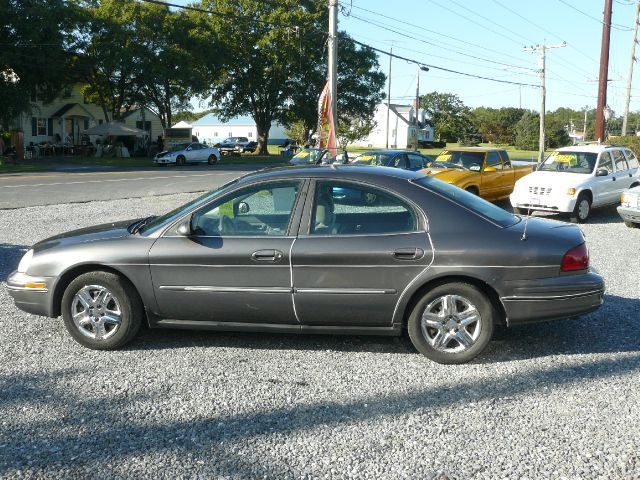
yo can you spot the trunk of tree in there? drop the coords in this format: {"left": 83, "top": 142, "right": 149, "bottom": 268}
{"left": 254, "top": 115, "right": 271, "bottom": 155}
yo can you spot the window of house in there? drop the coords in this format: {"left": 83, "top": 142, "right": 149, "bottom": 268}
{"left": 31, "top": 117, "right": 49, "bottom": 136}
{"left": 229, "top": 131, "right": 233, "bottom": 137}
{"left": 248, "top": 132, "right": 253, "bottom": 138}
{"left": 136, "top": 121, "right": 151, "bottom": 132}
{"left": 63, "top": 86, "right": 72, "bottom": 98}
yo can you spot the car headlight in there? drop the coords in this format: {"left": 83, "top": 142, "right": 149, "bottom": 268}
{"left": 17, "top": 249, "right": 33, "bottom": 273}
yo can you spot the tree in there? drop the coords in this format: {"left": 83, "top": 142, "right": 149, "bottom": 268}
{"left": 515, "top": 110, "right": 570, "bottom": 150}
{"left": 197, "top": 0, "right": 385, "bottom": 154}
{"left": 421, "top": 92, "right": 473, "bottom": 143}
{"left": 285, "top": 120, "right": 309, "bottom": 146}
{"left": 470, "top": 107, "right": 525, "bottom": 145}
{"left": 336, "top": 116, "right": 376, "bottom": 150}
{"left": 0, "top": 0, "right": 80, "bottom": 130}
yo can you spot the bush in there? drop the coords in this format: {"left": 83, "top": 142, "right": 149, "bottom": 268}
{"left": 611, "top": 136, "right": 640, "bottom": 156}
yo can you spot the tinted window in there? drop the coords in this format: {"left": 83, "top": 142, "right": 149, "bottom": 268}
{"left": 434, "top": 150, "right": 484, "bottom": 171}
{"left": 486, "top": 151, "right": 501, "bottom": 168}
{"left": 352, "top": 152, "right": 392, "bottom": 166}
{"left": 407, "top": 153, "right": 426, "bottom": 169}
{"left": 192, "top": 181, "right": 300, "bottom": 236}
{"left": 311, "top": 181, "right": 417, "bottom": 235}
{"left": 412, "top": 177, "right": 518, "bottom": 228}
{"left": 597, "top": 152, "right": 613, "bottom": 173}
{"left": 611, "top": 150, "right": 628, "bottom": 172}
{"left": 625, "top": 149, "right": 640, "bottom": 169}
{"left": 391, "top": 154, "right": 408, "bottom": 169}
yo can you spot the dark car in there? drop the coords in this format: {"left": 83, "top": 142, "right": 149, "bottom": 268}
{"left": 7, "top": 166, "right": 604, "bottom": 364}
{"left": 351, "top": 149, "right": 434, "bottom": 171}
{"left": 214, "top": 136, "right": 257, "bottom": 154}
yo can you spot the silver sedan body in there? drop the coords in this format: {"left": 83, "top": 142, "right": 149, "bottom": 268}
{"left": 154, "top": 143, "right": 220, "bottom": 166}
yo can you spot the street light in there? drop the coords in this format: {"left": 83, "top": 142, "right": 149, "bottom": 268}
{"left": 415, "top": 64, "right": 429, "bottom": 150}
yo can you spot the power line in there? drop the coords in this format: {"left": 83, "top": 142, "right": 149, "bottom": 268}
{"left": 557, "top": 0, "right": 632, "bottom": 31}
{"left": 348, "top": 36, "right": 540, "bottom": 88}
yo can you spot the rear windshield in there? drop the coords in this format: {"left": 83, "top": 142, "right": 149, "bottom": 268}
{"left": 352, "top": 152, "right": 392, "bottom": 166}
{"left": 412, "top": 176, "right": 519, "bottom": 227}
{"left": 538, "top": 151, "right": 596, "bottom": 173}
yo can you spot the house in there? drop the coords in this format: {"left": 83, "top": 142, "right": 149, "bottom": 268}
{"left": 189, "top": 113, "right": 288, "bottom": 146}
{"left": 352, "top": 103, "right": 435, "bottom": 149}
{"left": 14, "top": 84, "right": 162, "bottom": 147}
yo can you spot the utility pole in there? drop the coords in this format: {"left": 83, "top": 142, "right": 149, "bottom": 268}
{"left": 386, "top": 46, "right": 392, "bottom": 149}
{"left": 524, "top": 41, "right": 565, "bottom": 163}
{"left": 595, "top": 0, "right": 613, "bottom": 142}
{"left": 328, "top": 0, "right": 338, "bottom": 130}
{"left": 622, "top": 1, "right": 640, "bottom": 136}
{"left": 414, "top": 64, "right": 429, "bottom": 150}
{"left": 583, "top": 105, "right": 589, "bottom": 142}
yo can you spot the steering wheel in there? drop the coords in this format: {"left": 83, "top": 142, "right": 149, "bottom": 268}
{"left": 219, "top": 215, "right": 236, "bottom": 234}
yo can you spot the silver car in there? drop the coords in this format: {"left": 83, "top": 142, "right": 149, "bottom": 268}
{"left": 154, "top": 142, "right": 220, "bottom": 166}
{"left": 618, "top": 185, "right": 640, "bottom": 228}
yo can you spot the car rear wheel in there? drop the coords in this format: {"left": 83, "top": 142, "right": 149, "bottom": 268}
{"left": 407, "top": 282, "right": 495, "bottom": 364}
{"left": 176, "top": 155, "right": 186, "bottom": 166}
{"left": 61, "top": 271, "right": 142, "bottom": 350}
{"left": 208, "top": 154, "right": 218, "bottom": 165}
{"left": 624, "top": 220, "right": 640, "bottom": 228}
{"left": 569, "top": 193, "right": 591, "bottom": 223}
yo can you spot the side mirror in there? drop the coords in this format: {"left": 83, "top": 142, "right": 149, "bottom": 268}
{"left": 238, "top": 201, "right": 250, "bottom": 214}
{"left": 596, "top": 168, "right": 609, "bottom": 177}
{"left": 176, "top": 219, "right": 191, "bottom": 236}
{"left": 483, "top": 166, "right": 497, "bottom": 173}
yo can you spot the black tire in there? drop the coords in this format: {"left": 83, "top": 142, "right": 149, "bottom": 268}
{"left": 624, "top": 220, "right": 640, "bottom": 228}
{"left": 61, "top": 271, "right": 143, "bottom": 350}
{"left": 569, "top": 193, "right": 591, "bottom": 223}
{"left": 407, "top": 282, "right": 495, "bottom": 364}
{"left": 176, "top": 155, "right": 186, "bottom": 166}
{"left": 208, "top": 154, "right": 218, "bottom": 165}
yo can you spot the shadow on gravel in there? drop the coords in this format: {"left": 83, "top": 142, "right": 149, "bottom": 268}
{"left": 0, "top": 243, "right": 29, "bottom": 279}
{"left": 1, "top": 353, "right": 639, "bottom": 477}
{"left": 524, "top": 205, "right": 623, "bottom": 225}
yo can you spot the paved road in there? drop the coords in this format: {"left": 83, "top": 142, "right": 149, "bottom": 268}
{"left": 0, "top": 165, "right": 257, "bottom": 209}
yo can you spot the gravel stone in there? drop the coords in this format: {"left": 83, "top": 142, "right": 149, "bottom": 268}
{"left": 0, "top": 195, "right": 639, "bottom": 479}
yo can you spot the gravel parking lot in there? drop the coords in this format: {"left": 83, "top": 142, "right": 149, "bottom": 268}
{"left": 1, "top": 192, "right": 639, "bottom": 479}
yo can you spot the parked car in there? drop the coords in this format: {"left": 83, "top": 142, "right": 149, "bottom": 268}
{"left": 214, "top": 137, "right": 257, "bottom": 154}
{"left": 510, "top": 144, "right": 640, "bottom": 223}
{"left": 7, "top": 166, "right": 604, "bottom": 364}
{"left": 351, "top": 150, "right": 434, "bottom": 171}
{"left": 420, "top": 147, "right": 533, "bottom": 201}
{"left": 288, "top": 147, "right": 348, "bottom": 165}
{"left": 154, "top": 142, "right": 220, "bottom": 166}
{"left": 617, "top": 184, "right": 640, "bottom": 228}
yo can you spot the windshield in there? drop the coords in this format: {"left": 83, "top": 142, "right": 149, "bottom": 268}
{"left": 352, "top": 152, "right": 392, "bottom": 166}
{"left": 538, "top": 151, "right": 596, "bottom": 173}
{"left": 432, "top": 150, "right": 485, "bottom": 171}
{"left": 169, "top": 143, "right": 189, "bottom": 152}
{"left": 412, "top": 176, "right": 519, "bottom": 227}
{"left": 138, "top": 178, "right": 240, "bottom": 235}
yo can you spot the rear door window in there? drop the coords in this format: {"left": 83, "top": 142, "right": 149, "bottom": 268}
{"left": 611, "top": 149, "right": 629, "bottom": 172}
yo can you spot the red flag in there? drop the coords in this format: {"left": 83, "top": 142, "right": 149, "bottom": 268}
{"left": 316, "top": 81, "right": 337, "bottom": 158}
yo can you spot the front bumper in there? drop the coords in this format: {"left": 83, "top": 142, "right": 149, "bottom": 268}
{"left": 510, "top": 191, "right": 576, "bottom": 214}
{"left": 499, "top": 270, "right": 605, "bottom": 325}
{"left": 153, "top": 157, "right": 176, "bottom": 164}
{"left": 617, "top": 205, "right": 640, "bottom": 225}
{"left": 6, "top": 271, "right": 56, "bottom": 317}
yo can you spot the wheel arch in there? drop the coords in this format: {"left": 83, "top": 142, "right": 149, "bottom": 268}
{"left": 576, "top": 188, "right": 593, "bottom": 203}
{"left": 51, "top": 264, "right": 146, "bottom": 319}
{"left": 395, "top": 274, "right": 507, "bottom": 330}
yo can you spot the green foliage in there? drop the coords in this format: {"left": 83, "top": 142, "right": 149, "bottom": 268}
{"left": 422, "top": 92, "right": 474, "bottom": 143}
{"left": 0, "top": 0, "right": 80, "bottom": 129}
{"left": 470, "top": 107, "right": 526, "bottom": 145}
{"left": 336, "top": 116, "right": 376, "bottom": 149}
{"left": 515, "top": 110, "right": 571, "bottom": 150}
{"left": 285, "top": 120, "right": 309, "bottom": 146}
{"left": 611, "top": 136, "right": 640, "bottom": 156}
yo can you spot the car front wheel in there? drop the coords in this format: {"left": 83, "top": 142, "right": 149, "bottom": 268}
{"left": 208, "top": 154, "right": 218, "bottom": 165}
{"left": 570, "top": 193, "right": 591, "bottom": 223}
{"left": 407, "top": 282, "right": 495, "bottom": 364}
{"left": 61, "top": 271, "right": 142, "bottom": 350}
{"left": 176, "top": 155, "right": 186, "bottom": 166}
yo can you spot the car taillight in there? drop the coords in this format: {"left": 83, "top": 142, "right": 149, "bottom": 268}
{"left": 561, "top": 243, "right": 589, "bottom": 272}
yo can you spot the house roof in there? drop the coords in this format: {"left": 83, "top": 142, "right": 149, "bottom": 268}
{"left": 51, "top": 103, "right": 95, "bottom": 119}
{"left": 192, "top": 113, "right": 256, "bottom": 126}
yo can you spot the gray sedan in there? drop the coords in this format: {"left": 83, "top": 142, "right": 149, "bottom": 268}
{"left": 154, "top": 142, "right": 220, "bottom": 166}
{"left": 7, "top": 166, "right": 604, "bottom": 364}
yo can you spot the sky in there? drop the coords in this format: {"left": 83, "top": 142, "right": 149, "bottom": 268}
{"left": 172, "top": 0, "right": 640, "bottom": 117}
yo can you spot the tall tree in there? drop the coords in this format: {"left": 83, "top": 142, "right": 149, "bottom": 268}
{"left": 0, "top": 0, "right": 80, "bottom": 129}
{"left": 198, "top": 0, "right": 385, "bottom": 154}
{"left": 471, "top": 107, "right": 525, "bottom": 145}
{"left": 421, "top": 92, "right": 473, "bottom": 143}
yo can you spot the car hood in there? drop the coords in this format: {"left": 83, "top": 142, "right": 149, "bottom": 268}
{"left": 420, "top": 167, "right": 475, "bottom": 183}
{"left": 33, "top": 219, "right": 136, "bottom": 253}
{"left": 516, "top": 170, "right": 590, "bottom": 187}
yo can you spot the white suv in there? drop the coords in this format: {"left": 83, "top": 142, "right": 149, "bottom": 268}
{"left": 510, "top": 144, "right": 640, "bottom": 222}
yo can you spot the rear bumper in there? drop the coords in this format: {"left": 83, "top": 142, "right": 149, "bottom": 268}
{"left": 499, "top": 270, "right": 605, "bottom": 325}
{"left": 617, "top": 205, "right": 640, "bottom": 224}
{"left": 6, "top": 271, "right": 56, "bottom": 317}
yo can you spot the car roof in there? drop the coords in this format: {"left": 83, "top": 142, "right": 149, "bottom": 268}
{"left": 554, "top": 144, "right": 627, "bottom": 153}
{"left": 238, "top": 164, "right": 422, "bottom": 185}
{"left": 441, "top": 146, "right": 505, "bottom": 152}
{"left": 358, "top": 149, "right": 420, "bottom": 155}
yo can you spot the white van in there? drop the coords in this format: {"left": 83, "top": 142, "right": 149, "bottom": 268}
{"left": 510, "top": 144, "right": 640, "bottom": 223}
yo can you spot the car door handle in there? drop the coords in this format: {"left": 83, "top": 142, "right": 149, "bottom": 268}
{"left": 251, "top": 249, "right": 284, "bottom": 262}
{"left": 393, "top": 248, "right": 424, "bottom": 260}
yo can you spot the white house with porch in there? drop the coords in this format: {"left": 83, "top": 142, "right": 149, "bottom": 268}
{"left": 353, "top": 103, "right": 435, "bottom": 149}
{"left": 15, "top": 84, "right": 162, "bottom": 147}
